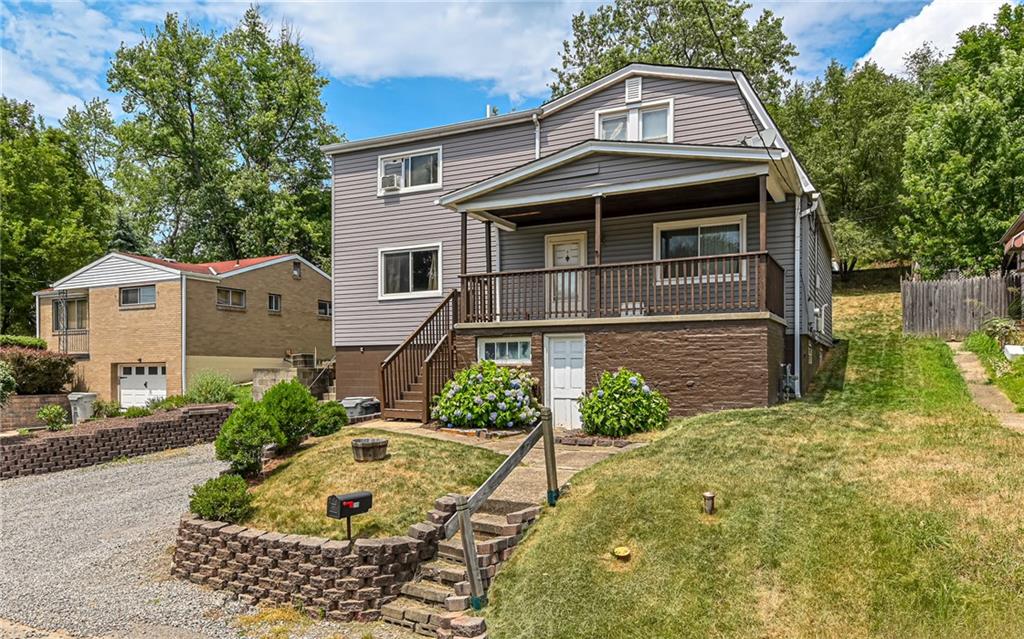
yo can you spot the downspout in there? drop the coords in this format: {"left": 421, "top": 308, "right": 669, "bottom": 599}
{"left": 181, "top": 274, "right": 187, "bottom": 395}
{"left": 532, "top": 113, "right": 540, "bottom": 159}
{"left": 793, "top": 194, "right": 820, "bottom": 399}
{"left": 35, "top": 294, "right": 40, "bottom": 339}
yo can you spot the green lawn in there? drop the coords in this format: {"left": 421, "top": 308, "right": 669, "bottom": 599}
{"left": 485, "top": 286, "right": 1024, "bottom": 639}
{"left": 245, "top": 428, "right": 503, "bottom": 539}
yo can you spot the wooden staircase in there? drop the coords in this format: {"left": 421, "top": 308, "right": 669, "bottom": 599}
{"left": 380, "top": 291, "right": 459, "bottom": 422}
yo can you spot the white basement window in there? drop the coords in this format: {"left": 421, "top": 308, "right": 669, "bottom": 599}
{"left": 595, "top": 99, "right": 673, "bottom": 143}
{"left": 217, "top": 287, "right": 246, "bottom": 309}
{"left": 379, "top": 244, "right": 441, "bottom": 299}
{"left": 119, "top": 285, "right": 156, "bottom": 307}
{"left": 378, "top": 147, "right": 441, "bottom": 195}
{"left": 478, "top": 337, "right": 531, "bottom": 365}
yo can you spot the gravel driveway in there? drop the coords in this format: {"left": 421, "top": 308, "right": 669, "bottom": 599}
{"left": 0, "top": 445, "right": 246, "bottom": 638}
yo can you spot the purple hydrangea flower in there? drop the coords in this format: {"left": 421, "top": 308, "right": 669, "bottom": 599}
{"left": 498, "top": 402, "right": 507, "bottom": 410}
{"left": 489, "top": 412, "right": 497, "bottom": 422}
{"left": 597, "top": 389, "right": 605, "bottom": 398}
{"left": 629, "top": 376, "right": 639, "bottom": 386}
{"left": 511, "top": 379, "right": 521, "bottom": 389}
{"left": 474, "top": 396, "right": 483, "bottom": 405}
{"left": 477, "top": 373, "right": 484, "bottom": 382}
{"left": 486, "top": 393, "right": 496, "bottom": 401}
{"left": 642, "top": 384, "right": 651, "bottom": 394}
{"left": 507, "top": 421, "right": 514, "bottom": 427}
{"left": 454, "top": 409, "right": 462, "bottom": 417}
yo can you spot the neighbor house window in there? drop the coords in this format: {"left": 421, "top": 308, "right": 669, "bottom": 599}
{"left": 217, "top": 287, "right": 246, "bottom": 308}
{"left": 292, "top": 261, "right": 302, "bottom": 279}
{"left": 379, "top": 244, "right": 441, "bottom": 299}
{"left": 378, "top": 147, "right": 441, "bottom": 195}
{"left": 120, "top": 285, "right": 156, "bottom": 306}
{"left": 478, "top": 337, "right": 531, "bottom": 365}
{"left": 52, "top": 298, "right": 88, "bottom": 331}
{"left": 595, "top": 99, "right": 673, "bottom": 143}
{"left": 317, "top": 299, "right": 332, "bottom": 316}
{"left": 653, "top": 215, "right": 746, "bottom": 280}
{"left": 268, "top": 293, "right": 282, "bottom": 313}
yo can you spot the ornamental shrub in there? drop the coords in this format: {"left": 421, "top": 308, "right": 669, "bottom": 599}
{"left": 92, "top": 399, "right": 122, "bottom": 418}
{"left": 37, "top": 404, "right": 69, "bottom": 431}
{"left": 261, "top": 380, "right": 318, "bottom": 449}
{"left": 578, "top": 368, "right": 669, "bottom": 437}
{"left": 189, "top": 474, "right": 254, "bottom": 523}
{"left": 0, "top": 335, "right": 46, "bottom": 349}
{"left": 0, "top": 361, "right": 15, "bottom": 408}
{"left": 311, "top": 401, "right": 349, "bottom": 437}
{"left": 185, "top": 370, "right": 237, "bottom": 404}
{"left": 122, "top": 406, "right": 152, "bottom": 419}
{"left": 147, "top": 394, "right": 189, "bottom": 411}
{"left": 0, "top": 347, "right": 76, "bottom": 394}
{"left": 214, "top": 402, "right": 283, "bottom": 476}
{"left": 432, "top": 360, "right": 540, "bottom": 429}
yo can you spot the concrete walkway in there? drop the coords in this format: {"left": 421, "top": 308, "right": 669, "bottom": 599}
{"left": 357, "top": 420, "right": 642, "bottom": 504}
{"left": 949, "top": 342, "right": 1024, "bottom": 433}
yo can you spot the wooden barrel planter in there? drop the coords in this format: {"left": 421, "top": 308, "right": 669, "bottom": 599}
{"left": 352, "top": 437, "right": 389, "bottom": 462}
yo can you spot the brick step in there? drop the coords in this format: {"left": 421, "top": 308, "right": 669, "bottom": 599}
{"left": 382, "top": 407, "right": 422, "bottom": 421}
{"left": 381, "top": 597, "right": 489, "bottom": 638}
{"left": 418, "top": 558, "right": 471, "bottom": 585}
{"left": 469, "top": 512, "right": 526, "bottom": 537}
{"left": 437, "top": 532, "right": 515, "bottom": 567}
{"left": 400, "top": 580, "right": 471, "bottom": 612}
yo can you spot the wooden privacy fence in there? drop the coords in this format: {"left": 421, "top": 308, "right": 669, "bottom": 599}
{"left": 901, "top": 275, "right": 1017, "bottom": 338}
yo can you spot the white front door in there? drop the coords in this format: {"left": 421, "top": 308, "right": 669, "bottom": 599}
{"left": 546, "top": 335, "right": 585, "bottom": 429}
{"left": 545, "top": 232, "right": 587, "bottom": 317}
{"left": 118, "top": 363, "right": 167, "bottom": 408}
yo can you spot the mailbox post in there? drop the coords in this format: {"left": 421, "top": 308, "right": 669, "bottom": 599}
{"left": 327, "top": 491, "right": 373, "bottom": 540}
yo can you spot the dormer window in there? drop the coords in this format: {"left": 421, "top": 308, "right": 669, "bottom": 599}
{"left": 595, "top": 98, "right": 673, "bottom": 144}
{"left": 378, "top": 147, "right": 441, "bottom": 195}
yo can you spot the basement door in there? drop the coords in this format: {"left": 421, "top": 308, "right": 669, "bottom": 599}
{"left": 118, "top": 363, "right": 167, "bottom": 408}
{"left": 546, "top": 335, "right": 585, "bottom": 429}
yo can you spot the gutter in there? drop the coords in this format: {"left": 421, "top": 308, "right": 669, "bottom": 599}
{"left": 793, "top": 193, "right": 820, "bottom": 399}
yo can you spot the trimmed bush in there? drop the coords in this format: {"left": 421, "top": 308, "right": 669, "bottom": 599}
{"left": 148, "top": 394, "right": 189, "bottom": 411}
{"left": 311, "top": 401, "right": 349, "bottom": 437}
{"left": 122, "top": 406, "right": 152, "bottom": 419}
{"left": 214, "top": 402, "right": 283, "bottom": 476}
{"left": 185, "top": 370, "right": 236, "bottom": 404}
{"left": 0, "top": 335, "right": 47, "bottom": 349}
{"left": 261, "top": 380, "right": 318, "bottom": 448}
{"left": 37, "top": 404, "right": 69, "bottom": 431}
{"left": 432, "top": 360, "right": 540, "bottom": 429}
{"left": 0, "top": 361, "right": 15, "bottom": 408}
{"left": 92, "top": 399, "right": 122, "bottom": 418}
{"left": 578, "top": 368, "right": 669, "bottom": 437}
{"left": 0, "top": 347, "right": 76, "bottom": 394}
{"left": 189, "top": 474, "right": 254, "bottom": 523}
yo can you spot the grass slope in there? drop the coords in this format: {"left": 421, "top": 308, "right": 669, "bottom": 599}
{"left": 485, "top": 287, "right": 1024, "bottom": 639}
{"left": 246, "top": 428, "right": 503, "bottom": 539}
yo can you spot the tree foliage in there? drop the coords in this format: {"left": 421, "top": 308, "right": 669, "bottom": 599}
{"left": 551, "top": 0, "right": 796, "bottom": 104}
{"left": 0, "top": 98, "right": 112, "bottom": 334}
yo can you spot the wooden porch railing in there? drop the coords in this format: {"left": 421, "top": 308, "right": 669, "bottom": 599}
{"left": 461, "top": 252, "right": 785, "bottom": 323}
{"left": 379, "top": 290, "right": 459, "bottom": 419}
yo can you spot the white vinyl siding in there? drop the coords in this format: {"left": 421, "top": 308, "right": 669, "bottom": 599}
{"left": 54, "top": 254, "right": 179, "bottom": 290}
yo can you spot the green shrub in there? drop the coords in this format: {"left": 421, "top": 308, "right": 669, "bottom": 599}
{"left": 432, "top": 360, "right": 540, "bottom": 429}
{"left": 311, "top": 401, "right": 349, "bottom": 437}
{"left": 0, "top": 347, "right": 76, "bottom": 394}
{"left": 188, "top": 474, "right": 254, "bottom": 523}
{"left": 578, "top": 368, "right": 669, "bottom": 437}
{"left": 0, "top": 361, "right": 15, "bottom": 408}
{"left": 148, "top": 394, "right": 189, "bottom": 411}
{"left": 92, "top": 399, "right": 122, "bottom": 418}
{"left": 37, "top": 404, "right": 69, "bottom": 431}
{"left": 981, "top": 317, "right": 1022, "bottom": 346}
{"left": 0, "top": 335, "right": 46, "bottom": 349}
{"left": 122, "top": 406, "right": 152, "bottom": 419}
{"left": 964, "top": 331, "right": 1001, "bottom": 359}
{"left": 261, "top": 380, "right": 318, "bottom": 448}
{"left": 186, "top": 370, "right": 237, "bottom": 404}
{"left": 214, "top": 402, "right": 283, "bottom": 476}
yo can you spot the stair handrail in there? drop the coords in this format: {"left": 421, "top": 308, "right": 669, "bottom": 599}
{"left": 446, "top": 406, "right": 558, "bottom": 610}
{"left": 420, "top": 332, "right": 454, "bottom": 422}
{"left": 381, "top": 290, "right": 458, "bottom": 367}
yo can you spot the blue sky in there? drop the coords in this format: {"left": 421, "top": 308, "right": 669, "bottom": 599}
{"left": 0, "top": 1, "right": 1011, "bottom": 141}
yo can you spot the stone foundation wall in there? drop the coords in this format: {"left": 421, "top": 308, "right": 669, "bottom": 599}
{"left": 0, "top": 404, "right": 232, "bottom": 480}
{"left": 173, "top": 516, "right": 443, "bottom": 622}
{"left": 1, "top": 393, "right": 71, "bottom": 431}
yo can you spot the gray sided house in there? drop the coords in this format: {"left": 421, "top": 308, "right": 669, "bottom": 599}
{"left": 325, "top": 64, "right": 835, "bottom": 427}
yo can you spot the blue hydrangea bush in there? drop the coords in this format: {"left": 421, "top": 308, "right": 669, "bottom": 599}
{"left": 432, "top": 360, "right": 540, "bottom": 429}
{"left": 578, "top": 368, "right": 669, "bottom": 437}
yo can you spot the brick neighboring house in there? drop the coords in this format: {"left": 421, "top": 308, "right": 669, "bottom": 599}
{"left": 325, "top": 64, "right": 836, "bottom": 427}
{"left": 34, "top": 252, "right": 332, "bottom": 406}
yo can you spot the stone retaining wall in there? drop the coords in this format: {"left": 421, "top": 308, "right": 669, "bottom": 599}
{"left": 172, "top": 515, "right": 443, "bottom": 622}
{"left": 1, "top": 393, "right": 71, "bottom": 431}
{"left": 0, "top": 404, "right": 232, "bottom": 480}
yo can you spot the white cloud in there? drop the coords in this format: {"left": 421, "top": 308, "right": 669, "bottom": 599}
{"left": 858, "top": 0, "right": 1005, "bottom": 74}
{"left": 0, "top": 47, "right": 82, "bottom": 119}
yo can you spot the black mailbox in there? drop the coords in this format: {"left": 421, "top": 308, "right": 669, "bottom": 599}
{"left": 327, "top": 491, "right": 372, "bottom": 519}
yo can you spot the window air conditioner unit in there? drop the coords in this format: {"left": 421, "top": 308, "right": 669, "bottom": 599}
{"left": 380, "top": 174, "right": 401, "bottom": 191}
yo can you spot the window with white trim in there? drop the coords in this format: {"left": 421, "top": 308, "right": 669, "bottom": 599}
{"left": 216, "top": 287, "right": 246, "bottom": 308}
{"left": 120, "top": 285, "right": 156, "bottom": 306}
{"left": 596, "top": 99, "right": 673, "bottom": 143}
{"left": 268, "top": 293, "right": 281, "bottom": 313}
{"left": 318, "top": 299, "right": 332, "bottom": 316}
{"left": 478, "top": 337, "right": 531, "bottom": 365}
{"left": 378, "top": 147, "right": 441, "bottom": 195}
{"left": 379, "top": 244, "right": 441, "bottom": 298}
{"left": 654, "top": 215, "right": 746, "bottom": 280}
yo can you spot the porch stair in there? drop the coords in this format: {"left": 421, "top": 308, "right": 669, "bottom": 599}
{"left": 380, "top": 291, "right": 459, "bottom": 422}
{"left": 383, "top": 496, "right": 541, "bottom": 637}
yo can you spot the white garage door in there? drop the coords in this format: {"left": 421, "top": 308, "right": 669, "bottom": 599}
{"left": 546, "top": 335, "right": 585, "bottom": 429}
{"left": 118, "top": 363, "right": 167, "bottom": 408}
